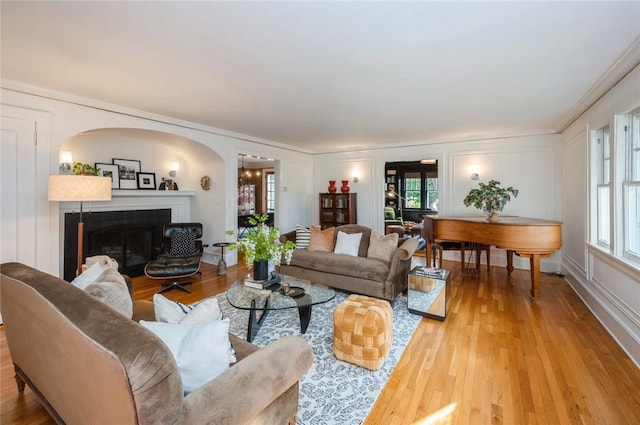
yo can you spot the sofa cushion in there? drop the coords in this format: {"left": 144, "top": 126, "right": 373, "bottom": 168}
{"left": 367, "top": 230, "right": 399, "bottom": 262}
{"left": 308, "top": 226, "right": 335, "bottom": 252}
{"left": 84, "top": 268, "right": 133, "bottom": 318}
{"left": 289, "top": 249, "right": 390, "bottom": 282}
{"left": 295, "top": 225, "right": 311, "bottom": 249}
{"left": 332, "top": 225, "right": 373, "bottom": 257}
{"left": 153, "top": 294, "right": 236, "bottom": 362}
{"left": 334, "top": 231, "right": 362, "bottom": 257}
{"left": 140, "top": 318, "right": 232, "bottom": 395}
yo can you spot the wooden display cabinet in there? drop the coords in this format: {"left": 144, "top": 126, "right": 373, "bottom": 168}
{"left": 319, "top": 193, "right": 357, "bottom": 229}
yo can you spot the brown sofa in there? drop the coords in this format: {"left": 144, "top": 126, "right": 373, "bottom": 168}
{"left": 279, "top": 224, "right": 418, "bottom": 303}
{"left": 1, "top": 262, "right": 313, "bottom": 425}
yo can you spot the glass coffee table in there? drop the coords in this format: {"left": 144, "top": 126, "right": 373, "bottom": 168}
{"left": 227, "top": 275, "right": 335, "bottom": 342}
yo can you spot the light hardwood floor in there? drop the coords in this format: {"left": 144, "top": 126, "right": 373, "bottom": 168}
{"left": 2, "top": 259, "right": 639, "bottom": 424}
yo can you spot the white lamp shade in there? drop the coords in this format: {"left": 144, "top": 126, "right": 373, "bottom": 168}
{"left": 48, "top": 175, "right": 112, "bottom": 201}
{"left": 59, "top": 151, "right": 73, "bottom": 164}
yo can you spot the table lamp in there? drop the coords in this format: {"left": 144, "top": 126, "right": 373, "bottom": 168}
{"left": 48, "top": 175, "right": 112, "bottom": 276}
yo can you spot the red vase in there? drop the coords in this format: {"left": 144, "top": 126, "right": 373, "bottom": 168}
{"left": 328, "top": 180, "right": 337, "bottom": 193}
{"left": 340, "top": 180, "right": 350, "bottom": 193}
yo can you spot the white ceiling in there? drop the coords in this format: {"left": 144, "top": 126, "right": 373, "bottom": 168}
{"left": 2, "top": 1, "right": 639, "bottom": 154}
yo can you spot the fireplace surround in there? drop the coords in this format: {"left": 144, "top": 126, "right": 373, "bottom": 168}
{"left": 63, "top": 209, "right": 171, "bottom": 281}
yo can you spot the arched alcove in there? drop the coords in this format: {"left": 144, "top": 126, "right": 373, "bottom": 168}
{"left": 57, "top": 128, "right": 227, "bottom": 275}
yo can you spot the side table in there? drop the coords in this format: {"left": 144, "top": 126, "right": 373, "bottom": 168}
{"left": 407, "top": 267, "right": 451, "bottom": 321}
{"left": 213, "top": 242, "right": 231, "bottom": 275}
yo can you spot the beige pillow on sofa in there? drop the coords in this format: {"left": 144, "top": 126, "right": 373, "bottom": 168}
{"left": 308, "top": 226, "right": 335, "bottom": 252}
{"left": 84, "top": 268, "right": 133, "bottom": 318}
{"left": 367, "top": 230, "right": 399, "bottom": 262}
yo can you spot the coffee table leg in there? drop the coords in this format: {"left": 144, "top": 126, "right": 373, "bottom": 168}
{"left": 247, "top": 298, "right": 269, "bottom": 343}
{"left": 298, "top": 304, "right": 312, "bottom": 334}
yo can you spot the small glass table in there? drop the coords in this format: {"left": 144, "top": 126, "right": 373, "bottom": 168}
{"left": 227, "top": 275, "right": 335, "bottom": 342}
{"left": 407, "top": 266, "right": 451, "bottom": 321}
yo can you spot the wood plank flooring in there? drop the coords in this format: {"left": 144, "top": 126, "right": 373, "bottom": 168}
{"left": 2, "top": 259, "right": 639, "bottom": 425}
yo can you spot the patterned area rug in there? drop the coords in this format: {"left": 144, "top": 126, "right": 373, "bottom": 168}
{"left": 216, "top": 290, "right": 422, "bottom": 425}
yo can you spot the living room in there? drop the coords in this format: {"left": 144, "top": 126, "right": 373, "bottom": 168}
{"left": 1, "top": 1, "right": 640, "bottom": 424}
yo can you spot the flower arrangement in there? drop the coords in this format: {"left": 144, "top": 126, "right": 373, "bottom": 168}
{"left": 463, "top": 179, "right": 519, "bottom": 215}
{"left": 226, "top": 213, "right": 296, "bottom": 269}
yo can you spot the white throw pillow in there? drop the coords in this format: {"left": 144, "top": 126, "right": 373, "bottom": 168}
{"left": 333, "top": 231, "right": 363, "bottom": 257}
{"left": 153, "top": 294, "right": 235, "bottom": 363}
{"left": 295, "top": 225, "right": 311, "bottom": 249}
{"left": 70, "top": 261, "right": 104, "bottom": 290}
{"left": 140, "top": 318, "right": 232, "bottom": 394}
{"left": 153, "top": 294, "right": 222, "bottom": 324}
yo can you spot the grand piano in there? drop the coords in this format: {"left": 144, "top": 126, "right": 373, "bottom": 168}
{"left": 423, "top": 216, "right": 562, "bottom": 299}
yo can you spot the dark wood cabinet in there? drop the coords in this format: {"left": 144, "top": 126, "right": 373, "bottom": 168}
{"left": 319, "top": 193, "right": 357, "bottom": 229}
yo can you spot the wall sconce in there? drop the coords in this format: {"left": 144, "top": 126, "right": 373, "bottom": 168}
{"left": 470, "top": 164, "right": 480, "bottom": 181}
{"left": 59, "top": 151, "right": 73, "bottom": 173}
{"left": 169, "top": 161, "right": 180, "bottom": 177}
{"left": 352, "top": 174, "right": 359, "bottom": 183}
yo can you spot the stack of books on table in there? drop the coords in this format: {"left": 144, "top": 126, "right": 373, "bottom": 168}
{"left": 244, "top": 274, "right": 282, "bottom": 289}
{"left": 413, "top": 267, "right": 446, "bottom": 279}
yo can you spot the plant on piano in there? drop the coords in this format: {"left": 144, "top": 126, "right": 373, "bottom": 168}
{"left": 463, "top": 179, "right": 519, "bottom": 217}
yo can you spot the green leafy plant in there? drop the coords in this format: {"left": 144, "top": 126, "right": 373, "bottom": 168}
{"left": 73, "top": 162, "right": 100, "bottom": 176}
{"left": 226, "top": 213, "right": 296, "bottom": 268}
{"left": 463, "top": 179, "right": 518, "bottom": 215}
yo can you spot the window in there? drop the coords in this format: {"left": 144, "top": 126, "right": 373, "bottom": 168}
{"left": 404, "top": 172, "right": 422, "bottom": 208}
{"left": 593, "top": 126, "right": 610, "bottom": 248}
{"left": 624, "top": 108, "right": 640, "bottom": 261}
{"left": 266, "top": 172, "right": 275, "bottom": 212}
{"left": 590, "top": 106, "right": 640, "bottom": 267}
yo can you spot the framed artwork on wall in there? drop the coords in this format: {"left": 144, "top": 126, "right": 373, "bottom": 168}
{"left": 95, "top": 163, "right": 120, "bottom": 190}
{"left": 113, "top": 158, "right": 141, "bottom": 189}
{"left": 136, "top": 172, "right": 156, "bottom": 190}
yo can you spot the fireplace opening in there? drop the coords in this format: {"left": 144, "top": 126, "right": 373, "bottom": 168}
{"left": 64, "top": 209, "right": 171, "bottom": 281}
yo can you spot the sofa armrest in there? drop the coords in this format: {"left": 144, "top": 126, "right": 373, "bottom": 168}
{"left": 279, "top": 229, "right": 297, "bottom": 244}
{"left": 178, "top": 335, "right": 313, "bottom": 425}
{"left": 385, "top": 237, "right": 419, "bottom": 295}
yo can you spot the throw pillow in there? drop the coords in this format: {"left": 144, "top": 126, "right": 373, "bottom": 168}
{"left": 153, "top": 294, "right": 235, "bottom": 363}
{"left": 70, "top": 261, "right": 104, "bottom": 290}
{"left": 367, "top": 230, "right": 399, "bottom": 262}
{"left": 84, "top": 268, "right": 133, "bottom": 318}
{"left": 83, "top": 255, "right": 119, "bottom": 273}
{"left": 140, "top": 318, "right": 232, "bottom": 394}
{"left": 295, "top": 225, "right": 311, "bottom": 249}
{"left": 333, "top": 231, "right": 363, "bottom": 257}
{"left": 153, "top": 293, "right": 222, "bottom": 325}
{"left": 169, "top": 231, "right": 198, "bottom": 256}
{"left": 308, "top": 226, "right": 335, "bottom": 252}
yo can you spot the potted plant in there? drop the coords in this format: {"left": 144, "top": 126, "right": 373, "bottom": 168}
{"left": 226, "top": 213, "right": 296, "bottom": 280}
{"left": 463, "top": 179, "right": 518, "bottom": 221}
{"left": 73, "top": 162, "right": 100, "bottom": 176}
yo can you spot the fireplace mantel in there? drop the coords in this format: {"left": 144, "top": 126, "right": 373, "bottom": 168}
{"left": 58, "top": 190, "right": 194, "bottom": 220}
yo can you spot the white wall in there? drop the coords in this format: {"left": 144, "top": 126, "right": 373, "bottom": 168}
{"left": 561, "top": 64, "right": 640, "bottom": 366}
{"left": 314, "top": 133, "right": 563, "bottom": 272}
{"left": 0, "top": 83, "right": 314, "bottom": 275}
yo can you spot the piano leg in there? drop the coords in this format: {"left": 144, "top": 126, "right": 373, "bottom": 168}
{"left": 506, "top": 250, "right": 514, "bottom": 273}
{"left": 529, "top": 255, "right": 541, "bottom": 300}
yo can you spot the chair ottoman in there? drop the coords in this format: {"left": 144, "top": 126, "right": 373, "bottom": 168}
{"left": 333, "top": 294, "right": 393, "bottom": 371}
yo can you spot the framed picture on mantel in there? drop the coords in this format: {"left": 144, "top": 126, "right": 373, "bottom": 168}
{"left": 113, "top": 158, "right": 141, "bottom": 189}
{"left": 95, "top": 162, "right": 120, "bottom": 189}
{"left": 137, "top": 172, "right": 156, "bottom": 190}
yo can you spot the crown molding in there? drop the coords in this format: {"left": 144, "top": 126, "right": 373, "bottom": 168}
{"left": 556, "top": 35, "right": 640, "bottom": 132}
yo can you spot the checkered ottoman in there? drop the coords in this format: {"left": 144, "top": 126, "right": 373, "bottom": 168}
{"left": 333, "top": 294, "right": 393, "bottom": 371}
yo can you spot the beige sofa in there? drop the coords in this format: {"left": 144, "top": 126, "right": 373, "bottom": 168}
{"left": 1, "top": 262, "right": 313, "bottom": 425}
{"left": 279, "top": 224, "right": 418, "bottom": 303}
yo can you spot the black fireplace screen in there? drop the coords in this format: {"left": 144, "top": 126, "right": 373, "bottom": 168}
{"left": 64, "top": 209, "right": 171, "bottom": 281}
